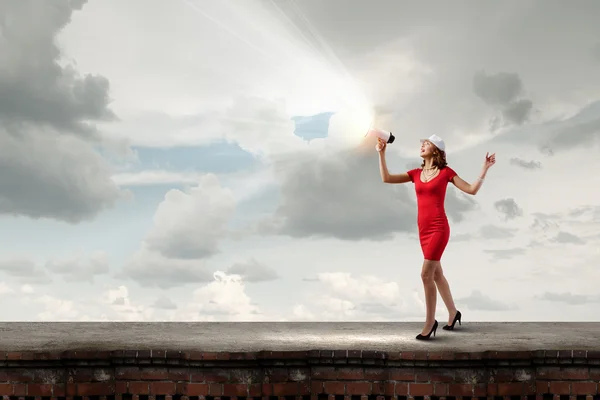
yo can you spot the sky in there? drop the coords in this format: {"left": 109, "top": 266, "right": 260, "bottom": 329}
{"left": 0, "top": 0, "right": 599, "bottom": 322}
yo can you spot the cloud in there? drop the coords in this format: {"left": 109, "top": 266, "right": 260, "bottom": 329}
{"left": 473, "top": 71, "right": 534, "bottom": 129}
{"left": 550, "top": 231, "right": 586, "bottom": 245}
{"left": 479, "top": 224, "right": 518, "bottom": 239}
{"left": 260, "top": 144, "right": 416, "bottom": 240}
{"left": 186, "top": 272, "right": 261, "bottom": 320}
{"left": 0, "top": 0, "right": 125, "bottom": 222}
{"left": 226, "top": 259, "right": 279, "bottom": 282}
{"left": 153, "top": 296, "right": 178, "bottom": 310}
{"left": 484, "top": 247, "right": 527, "bottom": 261}
{"left": 445, "top": 187, "right": 478, "bottom": 223}
{"left": 145, "top": 174, "right": 235, "bottom": 259}
{"left": 294, "top": 272, "right": 424, "bottom": 321}
{"left": 537, "top": 292, "right": 600, "bottom": 305}
{"left": 509, "top": 157, "right": 542, "bottom": 170}
{"left": 44, "top": 252, "right": 109, "bottom": 283}
{"left": 0, "top": 259, "right": 51, "bottom": 285}
{"left": 457, "top": 290, "right": 516, "bottom": 311}
{"left": 494, "top": 198, "right": 523, "bottom": 220}
{"left": 119, "top": 245, "right": 214, "bottom": 289}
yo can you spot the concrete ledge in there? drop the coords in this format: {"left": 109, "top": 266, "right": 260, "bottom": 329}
{"left": 1, "top": 322, "right": 600, "bottom": 351}
{"left": 0, "top": 323, "right": 599, "bottom": 398}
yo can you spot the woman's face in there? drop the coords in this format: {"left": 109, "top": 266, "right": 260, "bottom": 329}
{"left": 420, "top": 140, "right": 435, "bottom": 157}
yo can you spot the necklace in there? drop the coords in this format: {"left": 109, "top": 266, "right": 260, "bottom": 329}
{"left": 421, "top": 167, "right": 438, "bottom": 182}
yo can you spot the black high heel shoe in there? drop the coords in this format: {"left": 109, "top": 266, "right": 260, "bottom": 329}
{"left": 416, "top": 320, "right": 438, "bottom": 340}
{"left": 443, "top": 310, "right": 462, "bottom": 330}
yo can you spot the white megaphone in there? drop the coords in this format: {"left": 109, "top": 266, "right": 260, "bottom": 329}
{"left": 365, "top": 127, "right": 395, "bottom": 144}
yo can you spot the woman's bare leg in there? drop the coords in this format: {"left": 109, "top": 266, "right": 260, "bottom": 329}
{"left": 433, "top": 263, "right": 458, "bottom": 325}
{"left": 420, "top": 259, "right": 438, "bottom": 335}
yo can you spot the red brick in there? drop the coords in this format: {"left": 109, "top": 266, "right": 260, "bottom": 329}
{"left": 53, "top": 383, "right": 66, "bottom": 397}
{"left": 428, "top": 371, "right": 455, "bottom": 382}
{"left": 223, "top": 383, "right": 248, "bottom": 396}
{"left": 273, "top": 382, "right": 302, "bottom": 396}
{"left": 537, "top": 381, "right": 550, "bottom": 394}
{"left": 208, "top": 383, "right": 223, "bottom": 396}
{"left": 150, "top": 381, "right": 176, "bottom": 394}
{"left": 338, "top": 368, "right": 364, "bottom": 380}
{"left": 27, "top": 383, "right": 53, "bottom": 396}
{"left": 77, "top": 382, "right": 113, "bottom": 396}
{"left": 191, "top": 370, "right": 230, "bottom": 383}
{"left": 549, "top": 381, "right": 571, "bottom": 395}
{"left": 395, "top": 382, "right": 408, "bottom": 396}
{"left": 178, "top": 383, "right": 208, "bottom": 396}
{"left": 5, "top": 370, "right": 34, "bottom": 382}
{"left": 571, "top": 382, "right": 597, "bottom": 395}
{"left": 323, "top": 381, "right": 345, "bottom": 395}
{"left": 249, "top": 383, "right": 261, "bottom": 396}
{"left": 400, "top": 352, "right": 416, "bottom": 360}
{"left": 409, "top": 383, "right": 433, "bottom": 396}
{"left": 115, "top": 381, "right": 128, "bottom": 394}
{"left": 591, "top": 368, "right": 600, "bottom": 381}
{"left": 428, "top": 352, "right": 455, "bottom": 360}
{"left": 414, "top": 352, "right": 428, "bottom": 361}
{"left": 537, "top": 367, "right": 561, "bottom": 380}
{"left": 364, "top": 369, "right": 387, "bottom": 381}
{"left": 13, "top": 383, "right": 26, "bottom": 396}
{"left": 487, "top": 383, "right": 498, "bottom": 395}
{"left": 167, "top": 368, "right": 190, "bottom": 381}
{"left": 0, "top": 384, "right": 13, "bottom": 395}
{"left": 389, "top": 368, "right": 415, "bottom": 381}
{"left": 141, "top": 369, "right": 170, "bottom": 380}
{"left": 562, "top": 368, "right": 589, "bottom": 380}
{"left": 333, "top": 350, "right": 347, "bottom": 359}
{"left": 129, "top": 381, "right": 149, "bottom": 394}
{"left": 116, "top": 367, "right": 141, "bottom": 380}
{"left": 312, "top": 367, "right": 337, "bottom": 380}
{"left": 498, "top": 382, "right": 524, "bottom": 396}
{"left": 6, "top": 352, "right": 21, "bottom": 361}
{"left": 383, "top": 382, "right": 395, "bottom": 395}
{"left": 66, "top": 383, "right": 76, "bottom": 396}
{"left": 345, "top": 382, "right": 371, "bottom": 395}
{"left": 311, "top": 381, "right": 323, "bottom": 394}
{"left": 434, "top": 383, "right": 448, "bottom": 396}
{"left": 473, "top": 383, "right": 487, "bottom": 396}
{"left": 448, "top": 384, "right": 473, "bottom": 396}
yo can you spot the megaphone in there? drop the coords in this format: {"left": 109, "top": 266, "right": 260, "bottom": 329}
{"left": 365, "top": 127, "right": 395, "bottom": 144}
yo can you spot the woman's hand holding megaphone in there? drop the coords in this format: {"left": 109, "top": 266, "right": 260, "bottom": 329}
{"left": 376, "top": 137, "right": 387, "bottom": 153}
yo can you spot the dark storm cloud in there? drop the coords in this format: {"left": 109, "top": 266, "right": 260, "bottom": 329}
{"left": 0, "top": 0, "right": 124, "bottom": 223}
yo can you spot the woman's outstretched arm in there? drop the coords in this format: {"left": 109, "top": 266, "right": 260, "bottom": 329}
{"left": 451, "top": 152, "right": 496, "bottom": 195}
{"left": 377, "top": 139, "right": 411, "bottom": 184}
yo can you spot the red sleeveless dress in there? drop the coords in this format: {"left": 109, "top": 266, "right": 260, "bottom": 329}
{"left": 407, "top": 166, "right": 457, "bottom": 261}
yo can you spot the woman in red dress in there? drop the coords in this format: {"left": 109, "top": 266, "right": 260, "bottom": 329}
{"left": 376, "top": 134, "right": 496, "bottom": 340}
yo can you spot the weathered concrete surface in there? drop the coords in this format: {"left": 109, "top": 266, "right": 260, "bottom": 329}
{"left": 1, "top": 322, "right": 599, "bottom": 352}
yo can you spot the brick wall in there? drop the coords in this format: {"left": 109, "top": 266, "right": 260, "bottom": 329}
{"left": 0, "top": 350, "right": 598, "bottom": 399}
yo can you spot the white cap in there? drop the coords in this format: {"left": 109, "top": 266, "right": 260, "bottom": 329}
{"left": 420, "top": 134, "right": 445, "bottom": 152}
